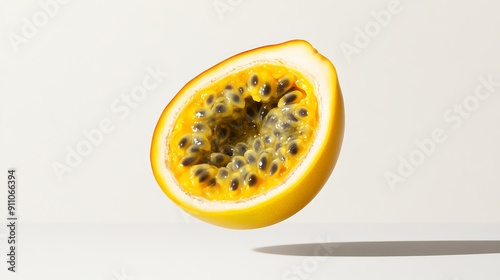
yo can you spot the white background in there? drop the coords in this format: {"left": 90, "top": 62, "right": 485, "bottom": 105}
{"left": 0, "top": 0, "right": 499, "bottom": 279}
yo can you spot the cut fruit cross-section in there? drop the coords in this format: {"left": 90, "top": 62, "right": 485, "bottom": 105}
{"left": 151, "top": 40, "right": 344, "bottom": 229}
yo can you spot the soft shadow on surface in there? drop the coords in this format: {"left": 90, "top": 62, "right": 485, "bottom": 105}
{"left": 254, "top": 241, "right": 500, "bottom": 257}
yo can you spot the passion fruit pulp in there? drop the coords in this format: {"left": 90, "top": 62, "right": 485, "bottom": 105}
{"left": 151, "top": 40, "right": 344, "bottom": 229}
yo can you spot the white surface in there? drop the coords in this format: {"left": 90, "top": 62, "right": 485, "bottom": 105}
{"left": 1, "top": 223, "right": 500, "bottom": 280}
{"left": 1, "top": 0, "right": 500, "bottom": 278}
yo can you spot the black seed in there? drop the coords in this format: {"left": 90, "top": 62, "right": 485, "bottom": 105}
{"left": 231, "top": 94, "right": 240, "bottom": 103}
{"left": 235, "top": 143, "right": 248, "bottom": 155}
{"left": 238, "top": 87, "right": 244, "bottom": 94}
{"left": 198, "top": 171, "right": 210, "bottom": 183}
{"left": 284, "top": 93, "right": 297, "bottom": 104}
{"left": 246, "top": 106, "right": 257, "bottom": 119}
{"left": 298, "top": 108, "right": 308, "bottom": 117}
{"left": 178, "top": 136, "right": 189, "bottom": 148}
{"left": 230, "top": 179, "right": 239, "bottom": 190}
{"left": 225, "top": 84, "right": 233, "bottom": 90}
{"left": 281, "top": 122, "right": 291, "bottom": 130}
{"left": 248, "top": 174, "right": 257, "bottom": 186}
{"left": 192, "top": 137, "right": 205, "bottom": 146}
{"left": 234, "top": 158, "right": 245, "bottom": 169}
{"left": 207, "top": 178, "right": 216, "bottom": 186}
{"left": 195, "top": 109, "right": 207, "bottom": 118}
{"left": 260, "top": 83, "right": 271, "bottom": 97}
{"left": 220, "top": 146, "right": 235, "bottom": 156}
{"left": 288, "top": 142, "right": 299, "bottom": 155}
{"left": 219, "top": 169, "right": 228, "bottom": 179}
{"left": 263, "top": 135, "right": 273, "bottom": 145}
{"left": 246, "top": 154, "right": 256, "bottom": 164}
{"left": 206, "top": 94, "right": 214, "bottom": 105}
{"left": 215, "top": 104, "right": 226, "bottom": 114}
{"left": 194, "top": 108, "right": 214, "bottom": 120}
{"left": 180, "top": 156, "right": 196, "bottom": 166}
{"left": 210, "top": 154, "right": 229, "bottom": 167}
{"left": 194, "top": 167, "right": 205, "bottom": 176}
{"left": 192, "top": 123, "right": 205, "bottom": 132}
{"left": 253, "top": 139, "right": 263, "bottom": 152}
{"left": 277, "top": 79, "right": 290, "bottom": 94}
{"left": 250, "top": 75, "right": 258, "bottom": 86}
{"left": 189, "top": 145, "right": 201, "bottom": 153}
{"left": 273, "top": 130, "right": 282, "bottom": 138}
{"left": 258, "top": 157, "right": 267, "bottom": 170}
{"left": 270, "top": 162, "right": 278, "bottom": 175}
{"left": 215, "top": 154, "right": 225, "bottom": 164}
{"left": 288, "top": 113, "right": 298, "bottom": 122}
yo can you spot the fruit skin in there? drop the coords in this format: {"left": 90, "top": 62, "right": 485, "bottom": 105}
{"left": 151, "top": 40, "right": 344, "bottom": 229}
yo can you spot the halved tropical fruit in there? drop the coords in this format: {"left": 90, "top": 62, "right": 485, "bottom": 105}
{"left": 151, "top": 40, "right": 344, "bottom": 229}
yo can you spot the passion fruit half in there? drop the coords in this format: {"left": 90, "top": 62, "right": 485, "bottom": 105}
{"left": 151, "top": 40, "right": 344, "bottom": 229}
